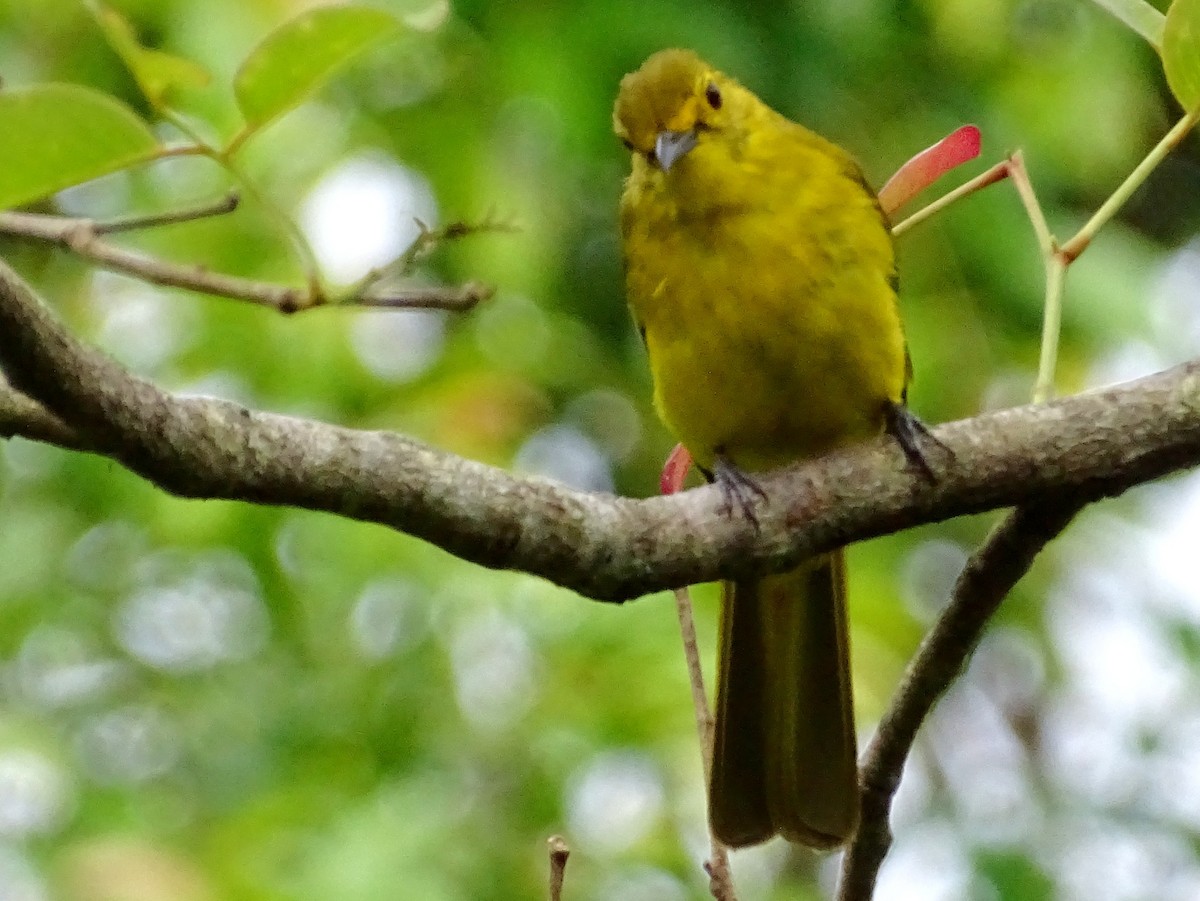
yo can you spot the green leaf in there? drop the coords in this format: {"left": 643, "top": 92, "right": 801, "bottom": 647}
{"left": 1091, "top": 0, "right": 1165, "bottom": 49}
{"left": 1165, "top": 0, "right": 1200, "bottom": 110}
{"left": 88, "top": 0, "right": 211, "bottom": 110}
{"left": 232, "top": 5, "right": 401, "bottom": 139}
{"left": 0, "top": 84, "right": 161, "bottom": 211}
{"left": 975, "top": 851, "right": 1054, "bottom": 901}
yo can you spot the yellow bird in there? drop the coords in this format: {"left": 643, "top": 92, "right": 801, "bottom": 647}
{"left": 615, "top": 49, "right": 932, "bottom": 848}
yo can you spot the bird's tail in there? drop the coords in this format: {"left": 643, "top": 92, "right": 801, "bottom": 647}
{"left": 709, "top": 550, "right": 859, "bottom": 848}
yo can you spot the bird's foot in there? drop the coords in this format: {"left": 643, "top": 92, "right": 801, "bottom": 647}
{"left": 706, "top": 452, "right": 768, "bottom": 528}
{"left": 883, "top": 400, "right": 952, "bottom": 483}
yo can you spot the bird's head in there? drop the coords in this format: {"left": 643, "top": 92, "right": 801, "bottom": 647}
{"left": 613, "top": 49, "right": 734, "bottom": 172}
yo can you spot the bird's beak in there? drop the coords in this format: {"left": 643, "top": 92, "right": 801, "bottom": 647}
{"left": 655, "top": 129, "right": 698, "bottom": 172}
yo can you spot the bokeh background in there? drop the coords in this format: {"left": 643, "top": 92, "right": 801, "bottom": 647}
{"left": 1, "top": 0, "right": 1200, "bottom": 898}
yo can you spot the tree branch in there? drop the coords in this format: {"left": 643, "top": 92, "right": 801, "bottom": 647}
{"left": 0, "top": 372, "right": 84, "bottom": 448}
{"left": 0, "top": 256, "right": 1198, "bottom": 602}
{"left": 836, "top": 498, "right": 1084, "bottom": 900}
{"left": 0, "top": 210, "right": 493, "bottom": 313}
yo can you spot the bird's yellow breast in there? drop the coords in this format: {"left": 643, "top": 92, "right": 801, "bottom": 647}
{"left": 621, "top": 107, "right": 907, "bottom": 472}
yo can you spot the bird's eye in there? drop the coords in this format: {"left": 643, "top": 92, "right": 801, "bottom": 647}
{"left": 705, "top": 83, "right": 722, "bottom": 109}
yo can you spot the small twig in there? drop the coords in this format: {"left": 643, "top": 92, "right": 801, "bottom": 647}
{"left": 1033, "top": 258, "right": 1068, "bottom": 404}
{"left": 885, "top": 146, "right": 1070, "bottom": 399}
{"left": 547, "top": 835, "right": 569, "bottom": 901}
{"left": 0, "top": 209, "right": 308, "bottom": 309}
{"left": 217, "top": 152, "right": 325, "bottom": 297}
{"left": 663, "top": 461, "right": 737, "bottom": 899}
{"left": 157, "top": 142, "right": 210, "bottom": 159}
{"left": 0, "top": 209, "right": 493, "bottom": 314}
{"left": 1006, "top": 152, "right": 1055, "bottom": 257}
{"left": 836, "top": 499, "right": 1085, "bottom": 901}
{"left": 358, "top": 281, "right": 494, "bottom": 312}
{"left": 1003, "top": 151, "right": 1060, "bottom": 403}
{"left": 223, "top": 124, "right": 253, "bottom": 159}
{"left": 891, "top": 148, "right": 1070, "bottom": 403}
{"left": 403, "top": 216, "right": 517, "bottom": 270}
{"left": 703, "top": 853, "right": 738, "bottom": 901}
{"left": 92, "top": 192, "right": 241, "bottom": 235}
{"left": 155, "top": 107, "right": 324, "bottom": 297}
{"left": 890, "top": 159, "right": 1011, "bottom": 237}
{"left": 1024, "top": 108, "right": 1200, "bottom": 402}
{"left": 1059, "top": 107, "right": 1200, "bottom": 263}
{"left": 348, "top": 216, "right": 517, "bottom": 303}
{"left": 674, "top": 588, "right": 715, "bottom": 774}
{"left": 0, "top": 376, "right": 82, "bottom": 448}
{"left": 672, "top": 587, "right": 739, "bottom": 901}
{"left": 1007, "top": 150, "right": 1066, "bottom": 403}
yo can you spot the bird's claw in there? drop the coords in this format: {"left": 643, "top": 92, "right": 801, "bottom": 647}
{"left": 884, "top": 400, "right": 952, "bottom": 483}
{"left": 711, "top": 453, "right": 768, "bottom": 528}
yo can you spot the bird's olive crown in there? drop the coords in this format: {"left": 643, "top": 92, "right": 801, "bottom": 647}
{"left": 613, "top": 48, "right": 733, "bottom": 160}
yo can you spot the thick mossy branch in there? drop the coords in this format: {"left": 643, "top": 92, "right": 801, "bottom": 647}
{"left": 2, "top": 258, "right": 1200, "bottom": 602}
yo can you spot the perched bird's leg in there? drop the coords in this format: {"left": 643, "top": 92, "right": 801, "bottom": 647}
{"left": 703, "top": 450, "right": 768, "bottom": 527}
{"left": 883, "top": 399, "right": 951, "bottom": 483}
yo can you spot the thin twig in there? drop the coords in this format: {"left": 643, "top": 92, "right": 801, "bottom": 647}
{"left": 218, "top": 152, "right": 324, "bottom": 296}
{"left": 0, "top": 209, "right": 306, "bottom": 309}
{"left": 223, "top": 124, "right": 253, "bottom": 159}
{"left": 674, "top": 588, "right": 716, "bottom": 774}
{"left": 0, "top": 210, "right": 492, "bottom": 313}
{"left": 1022, "top": 108, "right": 1200, "bottom": 401}
{"left": 0, "top": 376, "right": 82, "bottom": 448}
{"left": 547, "top": 835, "right": 569, "bottom": 901}
{"left": 1006, "top": 151, "right": 1055, "bottom": 256}
{"left": 1034, "top": 258, "right": 1068, "bottom": 403}
{"left": 671, "top": 587, "right": 738, "bottom": 901}
{"left": 890, "top": 160, "right": 1011, "bottom": 237}
{"left": 156, "top": 108, "right": 324, "bottom": 298}
{"left": 92, "top": 192, "right": 241, "bottom": 235}
{"left": 403, "top": 216, "right": 518, "bottom": 271}
{"left": 892, "top": 149, "right": 1068, "bottom": 402}
{"left": 359, "top": 281, "right": 494, "bottom": 312}
{"left": 1004, "top": 151, "right": 1062, "bottom": 403}
{"left": 836, "top": 499, "right": 1085, "bottom": 901}
{"left": 886, "top": 148, "right": 1069, "bottom": 398}
{"left": 157, "top": 142, "right": 210, "bottom": 159}
{"left": 346, "top": 216, "right": 517, "bottom": 303}
{"left": 1059, "top": 107, "right": 1200, "bottom": 262}
{"left": 703, "top": 853, "right": 738, "bottom": 901}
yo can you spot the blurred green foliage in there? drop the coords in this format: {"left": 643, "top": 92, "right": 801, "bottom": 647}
{"left": 1, "top": 1, "right": 1198, "bottom": 899}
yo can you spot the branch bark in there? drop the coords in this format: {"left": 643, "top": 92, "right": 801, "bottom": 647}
{"left": 0, "top": 372, "right": 83, "bottom": 448}
{"left": 836, "top": 498, "right": 1084, "bottom": 900}
{"left": 1, "top": 256, "right": 1199, "bottom": 602}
